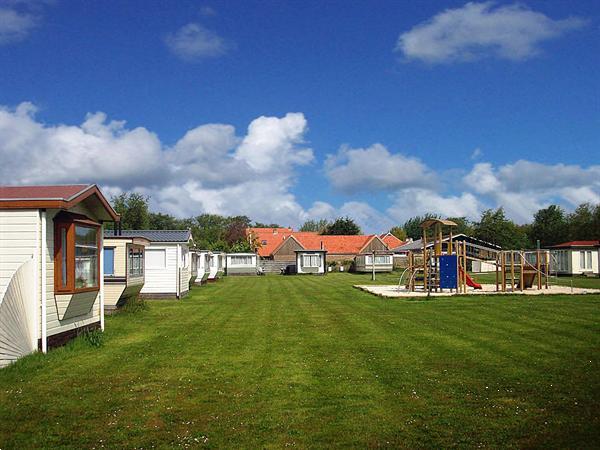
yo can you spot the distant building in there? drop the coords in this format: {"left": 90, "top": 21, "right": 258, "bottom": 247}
{"left": 550, "top": 241, "right": 599, "bottom": 276}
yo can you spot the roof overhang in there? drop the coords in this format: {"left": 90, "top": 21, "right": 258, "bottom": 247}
{"left": 0, "top": 184, "right": 119, "bottom": 222}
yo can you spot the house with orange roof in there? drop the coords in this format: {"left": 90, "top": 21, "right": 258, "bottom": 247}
{"left": 380, "top": 232, "right": 404, "bottom": 250}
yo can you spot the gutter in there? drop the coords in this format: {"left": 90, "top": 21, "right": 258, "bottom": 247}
{"left": 40, "top": 210, "right": 47, "bottom": 353}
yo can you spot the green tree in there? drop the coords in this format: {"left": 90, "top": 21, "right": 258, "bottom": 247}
{"left": 528, "top": 205, "right": 568, "bottom": 247}
{"left": 403, "top": 214, "right": 439, "bottom": 240}
{"left": 111, "top": 192, "right": 150, "bottom": 230}
{"left": 322, "top": 217, "right": 361, "bottom": 235}
{"left": 568, "top": 203, "right": 599, "bottom": 240}
{"left": 473, "top": 208, "right": 530, "bottom": 249}
{"left": 389, "top": 226, "right": 407, "bottom": 241}
{"left": 445, "top": 217, "right": 474, "bottom": 236}
{"left": 148, "top": 212, "right": 182, "bottom": 230}
{"left": 300, "top": 219, "right": 331, "bottom": 233}
{"left": 253, "top": 222, "right": 281, "bottom": 228}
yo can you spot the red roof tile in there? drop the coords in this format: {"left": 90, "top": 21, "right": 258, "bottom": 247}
{"left": 0, "top": 184, "right": 91, "bottom": 200}
{"left": 294, "top": 234, "right": 388, "bottom": 254}
{"left": 380, "top": 233, "right": 404, "bottom": 249}
{"left": 551, "top": 240, "right": 600, "bottom": 248}
{"left": 247, "top": 227, "right": 298, "bottom": 256}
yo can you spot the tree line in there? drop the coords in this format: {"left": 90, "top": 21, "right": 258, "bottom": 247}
{"left": 110, "top": 193, "right": 599, "bottom": 251}
{"left": 394, "top": 203, "right": 600, "bottom": 249}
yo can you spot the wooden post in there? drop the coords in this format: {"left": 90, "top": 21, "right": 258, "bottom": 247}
{"left": 495, "top": 252, "right": 499, "bottom": 292}
{"left": 510, "top": 251, "right": 515, "bottom": 292}
{"left": 545, "top": 251, "right": 549, "bottom": 289}
{"left": 422, "top": 228, "right": 428, "bottom": 293}
{"left": 501, "top": 252, "right": 506, "bottom": 292}
{"left": 535, "top": 250, "right": 542, "bottom": 289}
{"left": 463, "top": 240, "right": 467, "bottom": 293}
{"left": 520, "top": 252, "right": 525, "bottom": 292}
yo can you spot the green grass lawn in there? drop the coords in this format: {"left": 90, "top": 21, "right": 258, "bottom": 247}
{"left": 1, "top": 273, "right": 599, "bottom": 448}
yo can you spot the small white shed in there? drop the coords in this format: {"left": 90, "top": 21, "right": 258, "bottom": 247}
{"left": 550, "top": 241, "right": 599, "bottom": 275}
{"left": 295, "top": 250, "right": 327, "bottom": 275}
{"left": 225, "top": 253, "right": 257, "bottom": 275}
{"left": 208, "top": 251, "right": 225, "bottom": 281}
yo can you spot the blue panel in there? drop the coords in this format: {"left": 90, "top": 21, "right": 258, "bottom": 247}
{"left": 104, "top": 248, "right": 115, "bottom": 276}
{"left": 439, "top": 255, "right": 458, "bottom": 289}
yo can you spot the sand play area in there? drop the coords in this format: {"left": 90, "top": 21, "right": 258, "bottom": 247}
{"left": 354, "top": 283, "right": 600, "bottom": 298}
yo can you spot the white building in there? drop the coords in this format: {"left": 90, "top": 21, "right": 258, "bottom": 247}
{"left": 0, "top": 184, "right": 119, "bottom": 367}
{"left": 226, "top": 253, "right": 257, "bottom": 275}
{"left": 208, "top": 251, "right": 225, "bottom": 281}
{"left": 550, "top": 241, "right": 599, "bottom": 276}
{"left": 194, "top": 250, "right": 212, "bottom": 284}
{"left": 116, "top": 230, "right": 194, "bottom": 298}
{"left": 295, "top": 250, "right": 327, "bottom": 275}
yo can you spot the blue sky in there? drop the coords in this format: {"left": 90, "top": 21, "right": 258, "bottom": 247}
{"left": 1, "top": 0, "right": 599, "bottom": 232}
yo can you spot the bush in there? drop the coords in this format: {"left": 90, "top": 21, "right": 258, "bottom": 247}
{"left": 82, "top": 329, "right": 104, "bottom": 348}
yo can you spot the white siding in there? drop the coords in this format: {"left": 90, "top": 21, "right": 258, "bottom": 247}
{"left": 141, "top": 244, "right": 178, "bottom": 294}
{"left": 0, "top": 210, "right": 38, "bottom": 300}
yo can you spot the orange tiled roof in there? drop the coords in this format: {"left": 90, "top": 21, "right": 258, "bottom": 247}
{"left": 380, "top": 233, "right": 404, "bottom": 249}
{"left": 293, "top": 234, "right": 387, "bottom": 255}
{"left": 247, "top": 227, "right": 297, "bottom": 256}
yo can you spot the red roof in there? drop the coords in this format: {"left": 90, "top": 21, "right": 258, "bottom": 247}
{"left": 551, "top": 240, "right": 600, "bottom": 248}
{"left": 380, "top": 233, "right": 404, "bottom": 249}
{"left": 0, "top": 184, "right": 91, "bottom": 200}
{"left": 0, "top": 184, "right": 119, "bottom": 221}
{"left": 281, "top": 234, "right": 388, "bottom": 255}
{"left": 248, "top": 227, "right": 297, "bottom": 256}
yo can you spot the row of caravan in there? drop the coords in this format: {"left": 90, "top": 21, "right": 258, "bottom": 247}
{"left": 103, "top": 230, "right": 258, "bottom": 312}
{"left": 0, "top": 183, "right": 259, "bottom": 368}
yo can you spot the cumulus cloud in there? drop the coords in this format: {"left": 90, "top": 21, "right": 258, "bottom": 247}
{"left": 0, "top": 102, "right": 317, "bottom": 227}
{"left": 463, "top": 160, "right": 600, "bottom": 222}
{"left": 0, "top": 1, "right": 42, "bottom": 44}
{"left": 165, "top": 23, "right": 230, "bottom": 61}
{"left": 325, "top": 143, "right": 434, "bottom": 193}
{"left": 396, "top": 2, "right": 586, "bottom": 64}
{"left": 387, "top": 189, "right": 482, "bottom": 224}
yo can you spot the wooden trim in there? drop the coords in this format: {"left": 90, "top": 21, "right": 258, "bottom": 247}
{"left": 0, "top": 185, "right": 120, "bottom": 221}
{"left": 53, "top": 215, "right": 101, "bottom": 295}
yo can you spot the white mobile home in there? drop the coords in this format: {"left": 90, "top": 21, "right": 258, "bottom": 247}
{"left": 0, "top": 184, "right": 119, "bottom": 367}
{"left": 194, "top": 250, "right": 211, "bottom": 284}
{"left": 208, "top": 251, "right": 225, "bottom": 281}
{"left": 550, "top": 241, "right": 599, "bottom": 276}
{"left": 225, "top": 253, "right": 257, "bottom": 275}
{"left": 103, "top": 234, "right": 150, "bottom": 313}
{"left": 354, "top": 253, "right": 394, "bottom": 273}
{"left": 116, "top": 230, "right": 194, "bottom": 299}
{"left": 295, "top": 250, "right": 327, "bottom": 275}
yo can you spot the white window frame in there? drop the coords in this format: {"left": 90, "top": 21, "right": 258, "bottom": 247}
{"left": 231, "top": 256, "right": 253, "bottom": 266}
{"left": 303, "top": 254, "right": 320, "bottom": 268}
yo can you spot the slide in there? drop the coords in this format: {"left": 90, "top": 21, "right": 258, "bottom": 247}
{"left": 459, "top": 267, "right": 482, "bottom": 289}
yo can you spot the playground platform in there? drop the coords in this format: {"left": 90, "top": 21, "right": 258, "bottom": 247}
{"left": 354, "top": 283, "right": 600, "bottom": 298}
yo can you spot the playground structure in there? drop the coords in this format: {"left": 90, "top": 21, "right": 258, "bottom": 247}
{"left": 399, "top": 219, "right": 551, "bottom": 294}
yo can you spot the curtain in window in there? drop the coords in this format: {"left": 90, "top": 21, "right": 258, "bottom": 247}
{"left": 74, "top": 225, "right": 98, "bottom": 288}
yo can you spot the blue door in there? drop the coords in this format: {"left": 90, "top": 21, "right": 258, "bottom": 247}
{"left": 439, "top": 255, "right": 458, "bottom": 289}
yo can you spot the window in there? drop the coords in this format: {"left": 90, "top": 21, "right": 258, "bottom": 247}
{"left": 261, "top": 240, "right": 267, "bottom": 246}
{"left": 146, "top": 249, "right": 166, "bottom": 269}
{"left": 587, "top": 251, "right": 592, "bottom": 270}
{"left": 54, "top": 213, "right": 100, "bottom": 294}
{"left": 231, "top": 256, "right": 253, "bottom": 265}
{"left": 580, "top": 251, "right": 586, "bottom": 269}
{"left": 303, "top": 254, "right": 320, "bottom": 267}
{"left": 104, "top": 248, "right": 115, "bottom": 276}
{"left": 129, "top": 247, "right": 144, "bottom": 277}
{"left": 374, "top": 255, "right": 390, "bottom": 264}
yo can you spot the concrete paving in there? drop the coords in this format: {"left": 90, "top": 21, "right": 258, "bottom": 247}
{"left": 354, "top": 283, "right": 600, "bottom": 298}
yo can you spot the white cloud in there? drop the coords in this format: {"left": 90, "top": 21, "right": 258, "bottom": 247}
{"left": 463, "top": 160, "right": 600, "bottom": 222}
{"left": 471, "top": 147, "right": 482, "bottom": 159}
{"left": 165, "top": 23, "right": 230, "bottom": 61}
{"left": 0, "top": 102, "right": 318, "bottom": 228}
{"left": 0, "top": 3, "right": 39, "bottom": 44}
{"left": 396, "top": 2, "right": 586, "bottom": 64}
{"left": 325, "top": 143, "right": 434, "bottom": 193}
{"left": 387, "top": 189, "right": 482, "bottom": 224}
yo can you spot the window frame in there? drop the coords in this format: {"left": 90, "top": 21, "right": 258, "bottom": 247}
{"left": 54, "top": 214, "right": 101, "bottom": 295}
{"left": 104, "top": 247, "right": 116, "bottom": 277}
{"left": 303, "top": 254, "right": 320, "bottom": 268}
{"left": 128, "top": 245, "right": 145, "bottom": 277}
